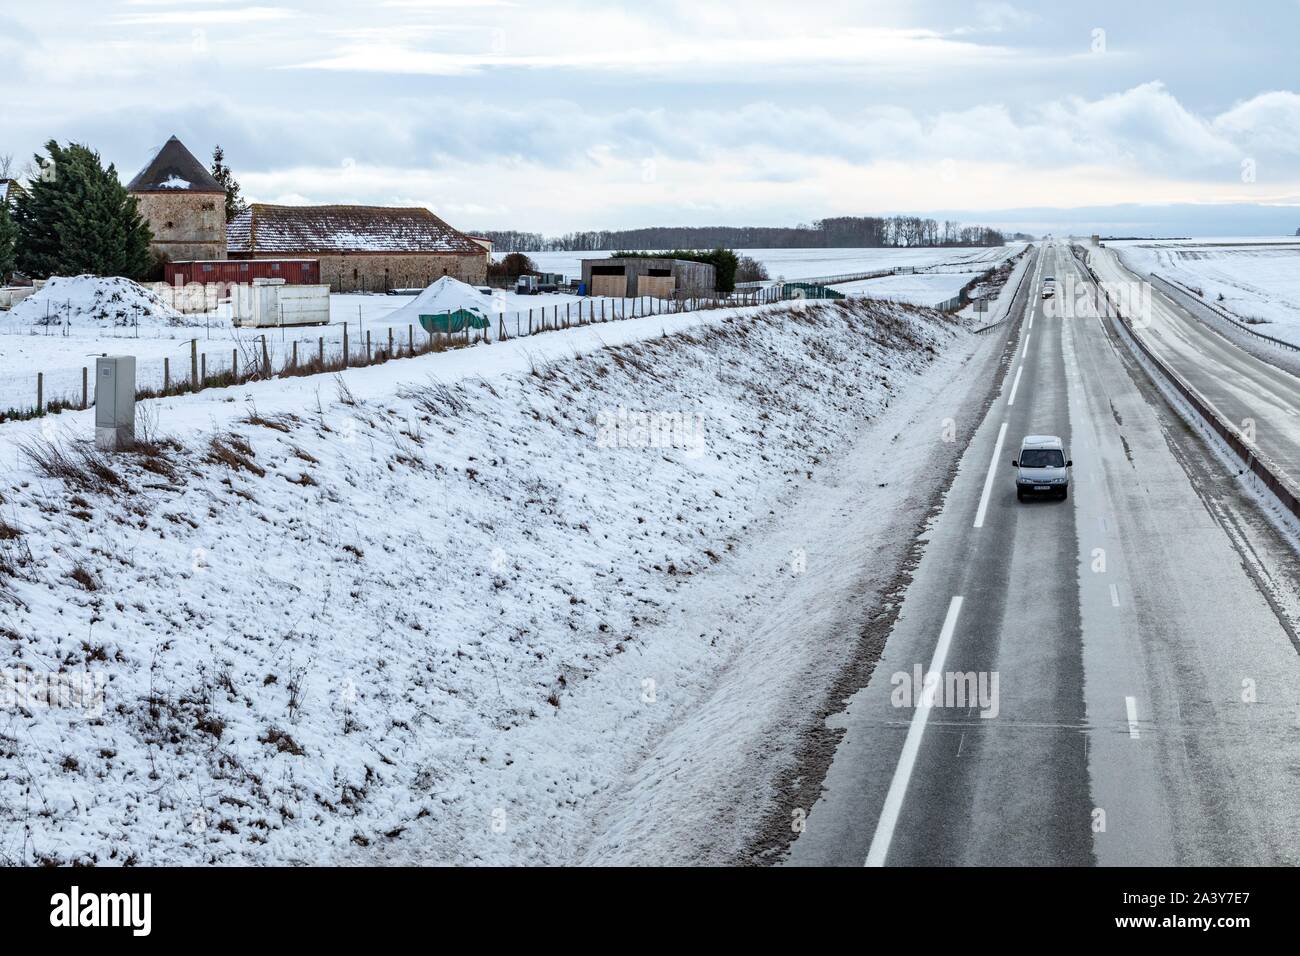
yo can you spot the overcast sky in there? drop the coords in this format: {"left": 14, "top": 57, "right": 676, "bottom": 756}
{"left": 4, "top": 0, "right": 1300, "bottom": 234}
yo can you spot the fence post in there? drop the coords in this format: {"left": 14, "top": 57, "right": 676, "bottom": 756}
{"left": 499, "top": 313, "right": 505, "bottom": 341}
{"left": 261, "top": 335, "right": 271, "bottom": 379}
{"left": 292, "top": 340, "right": 298, "bottom": 369}
{"left": 232, "top": 349, "right": 238, "bottom": 381}
{"left": 528, "top": 308, "right": 533, "bottom": 334}
{"left": 387, "top": 327, "right": 393, "bottom": 358}
{"left": 164, "top": 357, "right": 170, "bottom": 392}
{"left": 191, "top": 339, "right": 199, "bottom": 393}
{"left": 82, "top": 366, "right": 88, "bottom": 410}
{"left": 201, "top": 353, "right": 207, "bottom": 388}
{"left": 36, "top": 372, "right": 43, "bottom": 415}
{"left": 319, "top": 337, "right": 324, "bottom": 368}
{"left": 343, "top": 324, "right": 350, "bottom": 368}
{"left": 566, "top": 303, "right": 571, "bottom": 328}
{"left": 408, "top": 324, "right": 414, "bottom": 356}
{"left": 366, "top": 330, "right": 372, "bottom": 364}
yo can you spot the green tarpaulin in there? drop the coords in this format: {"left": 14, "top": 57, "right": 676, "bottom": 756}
{"left": 419, "top": 309, "right": 490, "bottom": 334}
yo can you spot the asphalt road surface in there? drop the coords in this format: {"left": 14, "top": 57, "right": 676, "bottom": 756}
{"left": 787, "top": 241, "right": 1300, "bottom": 867}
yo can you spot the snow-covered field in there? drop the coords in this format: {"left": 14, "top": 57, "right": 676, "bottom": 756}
{"left": 1111, "top": 239, "right": 1300, "bottom": 345}
{"left": 528, "top": 245, "right": 1019, "bottom": 282}
{"left": 0, "top": 295, "right": 974, "bottom": 865}
{"left": 830, "top": 272, "right": 972, "bottom": 306}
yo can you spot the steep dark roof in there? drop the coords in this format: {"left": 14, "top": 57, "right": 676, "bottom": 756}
{"left": 227, "top": 204, "right": 485, "bottom": 255}
{"left": 126, "top": 136, "right": 224, "bottom": 194}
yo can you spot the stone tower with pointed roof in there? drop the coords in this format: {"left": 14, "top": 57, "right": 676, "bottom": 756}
{"left": 127, "top": 136, "right": 227, "bottom": 264}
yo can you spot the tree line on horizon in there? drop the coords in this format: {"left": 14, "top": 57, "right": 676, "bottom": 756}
{"left": 475, "top": 216, "right": 1021, "bottom": 253}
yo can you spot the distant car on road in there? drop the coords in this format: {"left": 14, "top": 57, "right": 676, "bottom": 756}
{"left": 1042, "top": 276, "right": 1056, "bottom": 299}
{"left": 1012, "top": 435, "right": 1072, "bottom": 501}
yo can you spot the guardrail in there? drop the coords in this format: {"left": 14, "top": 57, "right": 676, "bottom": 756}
{"left": 1085, "top": 259, "right": 1300, "bottom": 524}
{"left": 970, "top": 247, "right": 1036, "bottom": 331}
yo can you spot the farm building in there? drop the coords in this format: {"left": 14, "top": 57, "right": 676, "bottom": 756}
{"left": 126, "top": 136, "right": 227, "bottom": 263}
{"left": 227, "top": 204, "right": 488, "bottom": 292}
{"left": 580, "top": 256, "right": 716, "bottom": 298}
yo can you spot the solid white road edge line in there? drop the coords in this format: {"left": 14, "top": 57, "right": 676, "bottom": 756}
{"left": 864, "top": 595, "right": 964, "bottom": 867}
{"left": 973, "top": 422, "right": 1009, "bottom": 529}
{"left": 1008, "top": 365, "right": 1024, "bottom": 406}
{"left": 1125, "top": 696, "right": 1141, "bottom": 740}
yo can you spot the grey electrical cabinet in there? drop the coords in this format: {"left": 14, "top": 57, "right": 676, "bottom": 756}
{"left": 95, "top": 355, "right": 136, "bottom": 451}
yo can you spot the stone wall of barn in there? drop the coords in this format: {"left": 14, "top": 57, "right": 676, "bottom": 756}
{"left": 239, "top": 251, "right": 487, "bottom": 292}
{"left": 132, "top": 192, "right": 227, "bottom": 263}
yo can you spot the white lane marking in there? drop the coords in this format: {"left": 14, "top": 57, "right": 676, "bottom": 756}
{"left": 865, "top": 596, "right": 964, "bottom": 867}
{"left": 1125, "top": 696, "right": 1140, "bottom": 740}
{"left": 1110, "top": 583, "right": 1120, "bottom": 608}
{"left": 1008, "top": 365, "right": 1024, "bottom": 406}
{"left": 1022, "top": 331, "right": 1032, "bottom": 358}
{"left": 973, "top": 422, "right": 1009, "bottom": 529}
{"left": 1028, "top": 313, "right": 1034, "bottom": 330}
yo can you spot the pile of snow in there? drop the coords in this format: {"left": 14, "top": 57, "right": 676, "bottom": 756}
{"left": 4, "top": 275, "right": 188, "bottom": 328}
{"left": 0, "top": 298, "right": 968, "bottom": 864}
{"left": 384, "top": 276, "right": 498, "bottom": 327}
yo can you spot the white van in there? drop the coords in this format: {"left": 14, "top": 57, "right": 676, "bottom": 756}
{"left": 1012, "top": 435, "right": 1072, "bottom": 501}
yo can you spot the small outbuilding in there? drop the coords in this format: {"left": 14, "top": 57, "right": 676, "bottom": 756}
{"left": 580, "top": 257, "right": 716, "bottom": 299}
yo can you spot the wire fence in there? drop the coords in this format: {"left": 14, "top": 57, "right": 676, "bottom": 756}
{"left": 1, "top": 286, "right": 783, "bottom": 421}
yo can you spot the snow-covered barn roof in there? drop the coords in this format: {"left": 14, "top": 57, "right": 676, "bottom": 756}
{"left": 126, "top": 136, "right": 224, "bottom": 194}
{"left": 227, "top": 204, "right": 485, "bottom": 256}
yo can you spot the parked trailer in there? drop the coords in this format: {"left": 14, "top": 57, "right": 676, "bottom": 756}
{"left": 232, "top": 278, "right": 331, "bottom": 327}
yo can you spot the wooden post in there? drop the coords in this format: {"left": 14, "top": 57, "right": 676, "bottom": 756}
{"left": 528, "top": 308, "right": 533, "bottom": 334}
{"left": 261, "top": 336, "right": 271, "bottom": 379}
{"left": 164, "top": 357, "right": 170, "bottom": 391}
{"left": 201, "top": 353, "right": 207, "bottom": 388}
{"left": 292, "top": 340, "right": 298, "bottom": 369}
{"left": 81, "top": 367, "right": 88, "bottom": 410}
{"left": 499, "top": 313, "right": 505, "bottom": 341}
{"left": 601, "top": 299, "right": 605, "bottom": 322}
{"left": 343, "top": 324, "right": 349, "bottom": 368}
{"left": 387, "top": 327, "right": 393, "bottom": 358}
{"left": 408, "top": 324, "right": 414, "bottom": 356}
{"left": 36, "top": 372, "right": 43, "bottom": 414}
{"left": 232, "top": 349, "right": 238, "bottom": 380}
{"left": 566, "top": 302, "right": 571, "bottom": 328}
{"left": 191, "top": 339, "right": 199, "bottom": 393}
{"left": 366, "top": 330, "right": 372, "bottom": 363}
{"left": 319, "top": 337, "right": 325, "bottom": 368}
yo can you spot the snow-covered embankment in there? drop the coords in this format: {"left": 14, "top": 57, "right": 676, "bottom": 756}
{"left": 0, "top": 297, "right": 987, "bottom": 864}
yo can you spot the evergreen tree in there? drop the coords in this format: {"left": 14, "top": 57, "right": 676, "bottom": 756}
{"left": 14, "top": 141, "right": 153, "bottom": 280}
{"left": 211, "top": 145, "right": 246, "bottom": 223}
{"left": 0, "top": 200, "right": 16, "bottom": 282}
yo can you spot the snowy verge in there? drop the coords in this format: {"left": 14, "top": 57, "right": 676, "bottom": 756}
{"left": 0, "top": 298, "right": 971, "bottom": 865}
